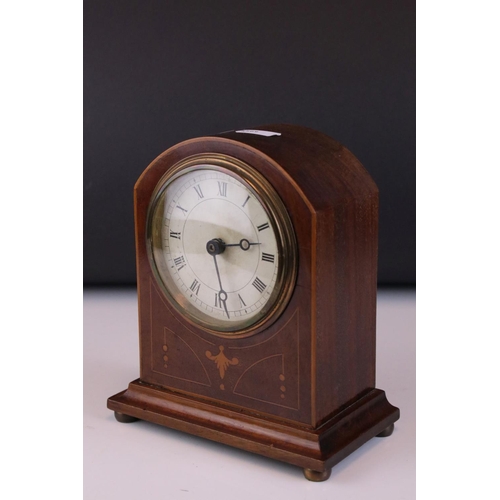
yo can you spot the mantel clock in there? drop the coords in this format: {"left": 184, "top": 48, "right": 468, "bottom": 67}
{"left": 107, "top": 124, "right": 399, "bottom": 481}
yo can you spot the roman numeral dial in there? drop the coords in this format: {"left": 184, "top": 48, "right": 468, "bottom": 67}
{"left": 149, "top": 164, "right": 292, "bottom": 334}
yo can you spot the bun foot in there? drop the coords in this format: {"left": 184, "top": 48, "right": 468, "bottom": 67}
{"left": 303, "top": 468, "right": 332, "bottom": 482}
{"left": 377, "top": 423, "right": 394, "bottom": 437}
{"left": 114, "top": 411, "right": 139, "bottom": 423}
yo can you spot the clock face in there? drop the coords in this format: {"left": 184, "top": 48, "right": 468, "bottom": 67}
{"left": 147, "top": 156, "right": 297, "bottom": 336}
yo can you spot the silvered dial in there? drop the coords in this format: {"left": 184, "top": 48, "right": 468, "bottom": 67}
{"left": 149, "top": 164, "right": 284, "bottom": 333}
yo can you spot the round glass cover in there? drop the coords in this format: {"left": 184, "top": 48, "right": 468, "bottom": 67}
{"left": 147, "top": 156, "right": 296, "bottom": 336}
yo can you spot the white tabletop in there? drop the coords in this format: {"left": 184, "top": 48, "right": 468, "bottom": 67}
{"left": 84, "top": 288, "right": 415, "bottom": 500}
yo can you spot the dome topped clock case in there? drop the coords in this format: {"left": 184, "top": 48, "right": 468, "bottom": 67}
{"left": 107, "top": 124, "right": 399, "bottom": 482}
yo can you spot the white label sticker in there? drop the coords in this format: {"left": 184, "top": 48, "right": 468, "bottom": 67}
{"left": 235, "top": 129, "right": 281, "bottom": 137}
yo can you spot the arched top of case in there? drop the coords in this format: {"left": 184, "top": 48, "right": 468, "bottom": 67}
{"left": 134, "top": 123, "right": 377, "bottom": 215}
{"left": 213, "top": 124, "right": 378, "bottom": 212}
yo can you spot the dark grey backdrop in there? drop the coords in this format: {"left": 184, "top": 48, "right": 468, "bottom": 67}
{"left": 84, "top": 0, "right": 415, "bottom": 286}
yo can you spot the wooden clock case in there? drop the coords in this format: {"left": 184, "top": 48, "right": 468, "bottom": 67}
{"left": 107, "top": 124, "right": 400, "bottom": 481}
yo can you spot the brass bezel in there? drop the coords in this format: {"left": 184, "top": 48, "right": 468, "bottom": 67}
{"left": 146, "top": 153, "right": 298, "bottom": 338}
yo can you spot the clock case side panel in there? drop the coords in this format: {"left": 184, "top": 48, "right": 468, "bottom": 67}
{"left": 314, "top": 191, "right": 379, "bottom": 425}
{"left": 132, "top": 139, "right": 315, "bottom": 426}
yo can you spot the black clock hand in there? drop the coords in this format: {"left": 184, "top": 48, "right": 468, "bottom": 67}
{"left": 205, "top": 240, "right": 229, "bottom": 318}
{"left": 206, "top": 237, "right": 255, "bottom": 319}
{"left": 206, "top": 237, "right": 259, "bottom": 253}
{"left": 224, "top": 238, "right": 261, "bottom": 251}
{"left": 211, "top": 254, "right": 230, "bottom": 319}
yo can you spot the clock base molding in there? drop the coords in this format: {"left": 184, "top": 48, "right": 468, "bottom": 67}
{"left": 107, "top": 379, "right": 399, "bottom": 481}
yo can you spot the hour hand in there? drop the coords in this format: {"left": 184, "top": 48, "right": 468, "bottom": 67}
{"left": 224, "top": 238, "right": 261, "bottom": 251}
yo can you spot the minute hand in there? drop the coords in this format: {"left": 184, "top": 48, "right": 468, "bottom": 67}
{"left": 212, "top": 255, "right": 230, "bottom": 319}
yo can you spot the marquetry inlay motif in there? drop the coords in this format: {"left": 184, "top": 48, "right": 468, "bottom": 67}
{"left": 205, "top": 346, "right": 239, "bottom": 379}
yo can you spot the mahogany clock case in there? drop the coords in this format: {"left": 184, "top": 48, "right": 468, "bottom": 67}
{"left": 107, "top": 124, "right": 399, "bottom": 480}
